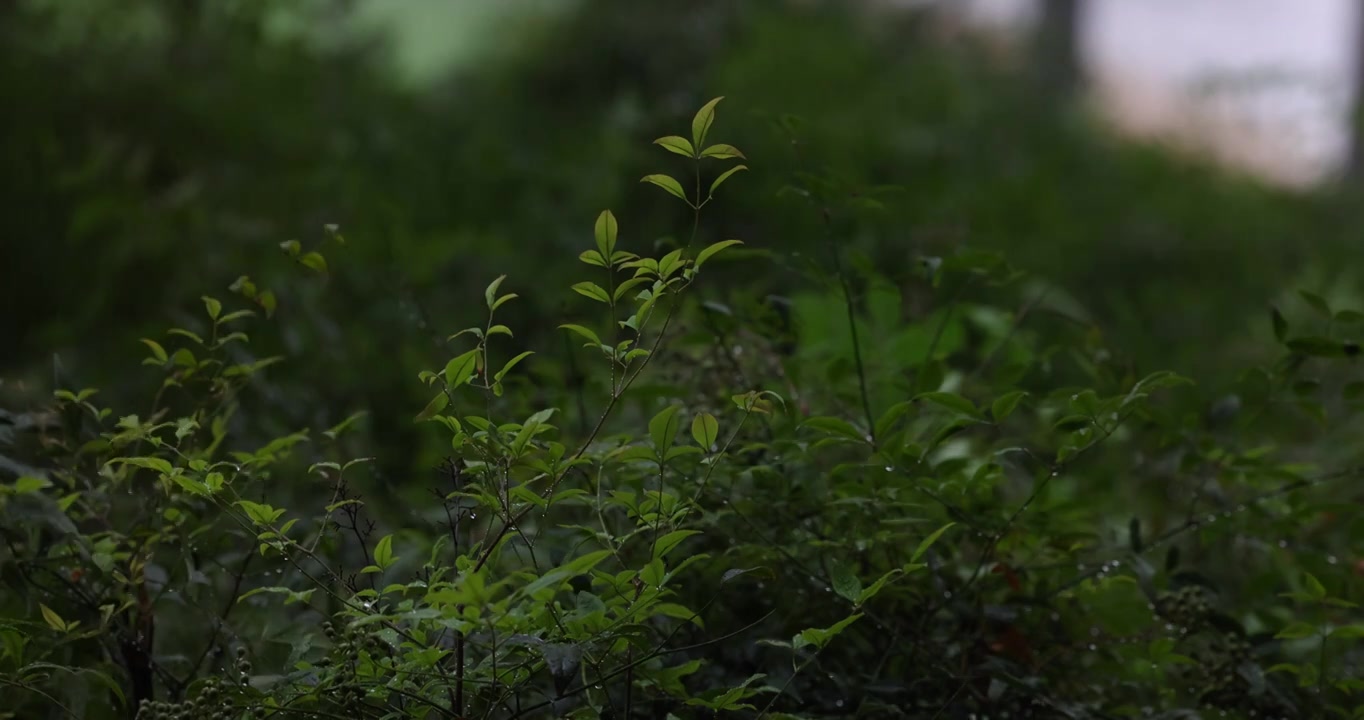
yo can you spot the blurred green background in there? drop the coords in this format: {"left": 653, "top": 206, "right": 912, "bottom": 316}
{"left": 2, "top": 0, "right": 1358, "bottom": 491}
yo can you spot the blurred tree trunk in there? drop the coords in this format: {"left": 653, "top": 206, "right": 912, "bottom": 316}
{"left": 1035, "top": 0, "right": 1084, "bottom": 101}
{"left": 1347, "top": 1, "right": 1364, "bottom": 182}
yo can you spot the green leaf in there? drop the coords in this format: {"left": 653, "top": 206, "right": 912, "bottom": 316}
{"left": 139, "top": 339, "right": 168, "bottom": 364}
{"left": 571, "top": 282, "right": 611, "bottom": 303}
{"left": 39, "top": 604, "right": 67, "bottom": 633}
{"left": 491, "top": 293, "right": 518, "bottom": 311}
{"left": 487, "top": 325, "right": 513, "bottom": 338}
{"left": 613, "top": 277, "right": 650, "bottom": 302}
{"left": 794, "top": 614, "right": 861, "bottom": 650}
{"left": 415, "top": 391, "right": 449, "bottom": 422}
{"left": 699, "top": 143, "right": 745, "bottom": 160}
{"left": 654, "top": 135, "right": 695, "bottom": 158}
{"left": 802, "top": 416, "right": 867, "bottom": 443}
{"left": 691, "top": 412, "right": 719, "bottom": 449}
{"left": 299, "top": 252, "right": 327, "bottom": 274}
{"left": 594, "top": 210, "right": 619, "bottom": 257}
{"left": 1331, "top": 624, "right": 1364, "bottom": 639}
{"left": 279, "top": 239, "right": 301, "bottom": 257}
{"left": 1276, "top": 621, "right": 1318, "bottom": 640}
{"left": 1265, "top": 306, "right": 1287, "bottom": 343}
{"left": 1304, "top": 572, "right": 1327, "bottom": 600}
{"left": 374, "top": 534, "right": 397, "bottom": 570}
{"left": 911, "top": 522, "right": 955, "bottom": 563}
{"left": 444, "top": 350, "right": 480, "bottom": 388}
{"left": 485, "top": 275, "right": 506, "bottom": 310}
{"left": 695, "top": 239, "right": 743, "bottom": 270}
{"left": 579, "top": 249, "right": 608, "bottom": 268}
{"left": 10, "top": 476, "right": 50, "bottom": 494}
{"left": 708, "top": 165, "right": 747, "bottom": 197}
{"left": 236, "top": 500, "right": 285, "bottom": 526}
{"left": 652, "top": 530, "right": 701, "bottom": 561}
{"left": 495, "top": 351, "right": 534, "bottom": 383}
{"left": 649, "top": 405, "right": 684, "bottom": 453}
{"left": 560, "top": 324, "right": 601, "bottom": 346}
{"left": 857, "top": 568, "right": 905, "bottom": 605}
{"left": 991, "top": 391, "right": 1028, "bottom": 422}
{"left": 915, "top": 392, "right": 983, "bottom": 420}
{"left": 691, "top": 96, "right": 723, "bottom": 148}
{"left": 201, "top": 296, "right": 222, "bottom": 321}
{"left": 107, "top": 457, "right": 174, "bottom": 476}
{"left": 1288, "top": 336, "right": 1346, "bottom": 357}
{"left": 830, "top": 563, "right": 862, "bottom": 603}
{"left": 258, "top": 290, "right": 277, "bottom": 318}
{"left": 641, "top": 174, "right": 689, "bottom": 203}
{"left": 1299, "top": 290, "right": 1331, "bottom": 316}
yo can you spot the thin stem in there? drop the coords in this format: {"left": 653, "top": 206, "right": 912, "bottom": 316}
{"left": 824, "top": 208, "right": 876, "bottom": 447}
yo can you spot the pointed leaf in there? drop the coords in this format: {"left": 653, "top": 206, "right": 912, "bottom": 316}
{"left": 594, "top": 210, "right": 619, "bottom": 257}
{"left": 691, "top": 96, "right": 724, "bottom": 147}
{"left": 641, "top": 174, "right": 689, "bottom": 203}
{"left": 911, "top": 522, "right": 956, "bottom": 563}
{"left": 700, "top": 143, "right": 745, "bottom": 160}
{"left": 485, "top": 275, "right": 506, "bottom": 310}
{"left": 495, "top": 351, "right": 534, "bottom": 383}
{"left": 444, "top": 350, "right": 480, "bottom": 388}
{"left": 649, "top": 405, "right": 684, "bottom": 452}
{"left": 560, "top": 324, "right": 601, "bottom": 346}
{"left": 991, "top": 391, "right": 1028, "bottom": 422}
{"left": 571, "top": 282, "right": 611, "bottom": 303}
{"left": 654, "top": 135, "right": 695, "bottom": 158}
{"left": 708, "top": 165, "right": 747, "bottom": 197}
{"left": 695, "top": 239, "right": 743, "bottom": 270}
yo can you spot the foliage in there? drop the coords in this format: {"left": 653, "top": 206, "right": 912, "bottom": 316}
{"left": 3, "top": 96, "right": 1364, "bottom": 720}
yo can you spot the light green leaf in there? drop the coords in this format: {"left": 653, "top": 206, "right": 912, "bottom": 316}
{"left": 579, "top": 249, "right": 608, "bottom": 268}
{"left": 444, "top": 350, "right": 480, "bottom": 388}
{"left": 495, "top": 351, "right": 534, "bottom": 383}
{"left": 594, "top": 210, "right": 618, "bottom": 258}
{"left": 299, "top": 252, "right": 327, "bottom": 274}
{"left": 139, "top": 338, "right": 168, "bottom": 363}
{"left": 415, "top": 391, "right": 449, "bottom": 422}
{"left": 691, "top": 96, "right": 723, "bottom": 148}
{"left": 641, "top": 174, "right": 688, "bottom": 203}
{"left": 39, "top": 604, "right": 67, "bottom": 633}
{"left": 571, "top": 282, "right": 611, "bottom": 303}
{"left": 652, "top": 530, "right": 701, "bottom": 561}
{"left": 708, "top": 165, "right": 747, "bottom": 197}
{"left": 560, "top": 324, "right": 601, "bottom": 346}
{"left": 649, "top": 405, "right": 684, "bottom": 453}
{"left": 374, "top": 534, "right": 397, "bottom": 569}
{"left": 654, "top": 135, "right": 695, "bottom": 158}
{"left": 695, "top": 239, "right": 743, "bottom": 270}
{"left": 485, "top": 275, "right": 506, "bottom": 310}
{"left": 699, "top": 143, "right": 745, "bottom": 160}
{"left": 911, "top": 522, "right": 956, "bottom": 563}
{"left": 201, "top": 296, "right": 222, "bottom": 321}
{"left": 691, "top": 412, "right": 719, "bottom": 449}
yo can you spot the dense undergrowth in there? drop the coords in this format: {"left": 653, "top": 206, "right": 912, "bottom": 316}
{"left": 3, "top": 97, "right": 1364, "bottom": 720}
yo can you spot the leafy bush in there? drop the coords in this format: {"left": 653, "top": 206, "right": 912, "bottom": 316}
{"left": 3, "top": 98, "right": 1364, "bottom": 720}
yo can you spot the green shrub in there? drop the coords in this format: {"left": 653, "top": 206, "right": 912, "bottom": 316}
{"left": 3, "top": 97, "right": 1363, "bottom": 720}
